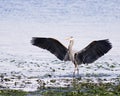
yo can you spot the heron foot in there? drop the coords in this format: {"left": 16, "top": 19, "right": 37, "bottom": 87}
{"left": 73, "top": 67, "right": 79, "bottom": 78}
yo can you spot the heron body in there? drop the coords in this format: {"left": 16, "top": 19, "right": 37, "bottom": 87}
{"left": 31, "top": 37, "right": 112, "bottom": 76}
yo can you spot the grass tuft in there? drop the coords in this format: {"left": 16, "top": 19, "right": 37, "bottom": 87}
{"left": 0, "top": 90, "right": 28, "bottom": 96}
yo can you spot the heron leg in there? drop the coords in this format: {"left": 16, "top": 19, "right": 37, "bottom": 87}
{"left": 77, "top": 66, "right": 79, "bottom": 76}
{"left": 73, "top": 63, "right": 79, "bottom": 77}
{"left": 73, "top": 68, "right": 76, "bottom": 77}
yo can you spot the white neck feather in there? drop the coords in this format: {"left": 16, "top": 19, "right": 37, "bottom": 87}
{"left": 68, "top": 40, "right": 74, "bottom": 62}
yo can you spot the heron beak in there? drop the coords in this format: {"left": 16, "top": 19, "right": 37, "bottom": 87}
{"left": 65, "top": 37, "right": 71, "bottom": 40}
{"left": 65, "top": 37, "right": 74, "bottom": 41}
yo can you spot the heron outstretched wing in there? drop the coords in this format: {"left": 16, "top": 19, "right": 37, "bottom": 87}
{"left": 31, "top": 37, "right": 69, "bottom": 61}
{"left": 75, "top": 39, "right": 112, "bottom": 64}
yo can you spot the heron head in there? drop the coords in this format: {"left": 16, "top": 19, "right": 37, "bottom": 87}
{"left": 65, "top": 36, "right": 74, "bottom": 41}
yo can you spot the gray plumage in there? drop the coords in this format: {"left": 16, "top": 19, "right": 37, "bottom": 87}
{"left": 31, "top": 37, "right": 70, "bottom": 61}
{"left": 31, "top": 37, "right": 112, "bottom": 75}
{"left": 74, "top": 39, "right": 112, "bottom": 65}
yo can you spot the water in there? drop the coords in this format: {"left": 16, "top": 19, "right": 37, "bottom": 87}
{"left": 0, "top": 0, "right": 120, "bottom": 23}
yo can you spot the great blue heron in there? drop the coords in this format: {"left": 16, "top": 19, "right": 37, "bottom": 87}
{"left": 31, "top": 37, "right": 112, "bottom": 76}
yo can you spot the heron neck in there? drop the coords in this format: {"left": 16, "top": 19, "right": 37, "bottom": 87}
{"left": 68, "top": 40, "right": 74, "bottom": 62}
{"left": 68, "top": 40, "right": 74, "bottom": 50}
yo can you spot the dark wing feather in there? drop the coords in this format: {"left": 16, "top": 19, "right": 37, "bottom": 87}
{"left": 75, "top": 39, "right": 112, "bottom": 64}
{"left": 31, "top": 37, "right": 69, "bottom": 61}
